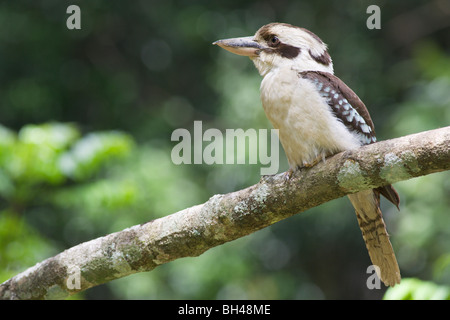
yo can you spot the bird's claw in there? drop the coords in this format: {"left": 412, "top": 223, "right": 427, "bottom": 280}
{"left": 283, "top": 166, "right": 301, "bottom": 181}
{"left": 283, "top": 169, "right": 294, "bottom": 181}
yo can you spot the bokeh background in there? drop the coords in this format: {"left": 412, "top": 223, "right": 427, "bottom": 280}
{"left": 1, "top": 0, "right": 449, "bottom": 299}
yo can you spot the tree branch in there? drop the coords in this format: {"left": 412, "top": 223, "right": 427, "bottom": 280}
{"left": 1, "top": 126, "right": 449, "bottom": 299}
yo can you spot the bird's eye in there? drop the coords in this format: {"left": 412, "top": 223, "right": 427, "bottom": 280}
{"left": 269, "top": 36, "right": 280, "bottom": 47}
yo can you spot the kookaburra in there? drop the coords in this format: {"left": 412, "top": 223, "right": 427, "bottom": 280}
{"left": 214, "top": 23, "right": 401, "bottom": 286}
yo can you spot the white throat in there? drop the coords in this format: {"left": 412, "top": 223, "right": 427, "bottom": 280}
{"left": 251, "top": 52, "right": 334, "bottom": 78}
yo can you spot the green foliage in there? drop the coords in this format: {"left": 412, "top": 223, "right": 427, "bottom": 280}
{"left": 0, "top": 211, "right": 53, "bottom": 282}
{"left": 0, "top": 123, "right": 79, "bottom": 186}
{"left": 0, "top": 122, "right": 133, "bottom": 193}
{"left": 59, "top": 131, "right": 134, "bottom": 181}
{"left": 1, "top": 1, "right": 449, "bottom": 300}
{"left": 384, "top": 278, "right": 450, "bottom": 300}
{"left": 0, "top": 123, "right": 135, "bottom": 284}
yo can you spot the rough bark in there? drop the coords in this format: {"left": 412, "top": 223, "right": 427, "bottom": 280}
{"left": 1, "top": 126, "right": 449, "bottom": 299}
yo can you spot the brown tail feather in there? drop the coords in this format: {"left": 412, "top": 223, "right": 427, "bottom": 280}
{"left": 375, "top": 185, "right": 400, "bottom": 210}
{"left": 348, "top": 190, "right": 401, "bottom": 287}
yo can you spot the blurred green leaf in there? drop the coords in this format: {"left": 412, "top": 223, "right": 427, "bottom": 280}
{"left": 384, "top": 278, "right": 450, "bottom": 300}
{"left": 0, "top": 210, "right": 54, "bottom": 283}
{"left": 58, "top": 131, "right": 135, "bottom": 181}
{"left": 1, "top": 123, "right": 80, "bottom": 185}
{"left": 18, "top": 123, "right": 80, "bottom": 151}
{"left": 0, "top": 124, "right": 16, "bottom": 149}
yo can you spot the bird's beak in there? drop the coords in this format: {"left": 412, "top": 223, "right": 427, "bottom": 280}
{"left": 213, "top": 36, "right": 263, "bottom": 57}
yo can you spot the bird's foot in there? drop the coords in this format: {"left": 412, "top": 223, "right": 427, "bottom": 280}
{"left": 282, "top": 166, "right": 302, "bottom": 181}
{"left": 282, "top": 156, "right": 326, "bottom": 181}
{"left": 282, "top": 168, "right": 294, "bottom": 181}
{"left": 302, "top": 155, "right": 325, "bottom": 168}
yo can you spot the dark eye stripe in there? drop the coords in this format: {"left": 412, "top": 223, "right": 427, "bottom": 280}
{"left": 263, "top": 43, "right": 301, "bottom": 59}
{"left": 260, "top": 33, "right": 301, "bottom": 59}
{"left": 308, "top": 49, "right": 332, "bottom": 66}
{"left": 278, "top": 44, "right": 301, "bottom": 59}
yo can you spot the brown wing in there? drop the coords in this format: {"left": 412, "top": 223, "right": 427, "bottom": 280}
{"left": 300, "top": 71, "right": 376, "bottom": 145}
{"left": 300, "top": 71, "right": 400, "bottom": 209}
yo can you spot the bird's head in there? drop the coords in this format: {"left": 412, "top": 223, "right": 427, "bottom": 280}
{"left": 213, "top": 23, "right": 333, "bottom": 76}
